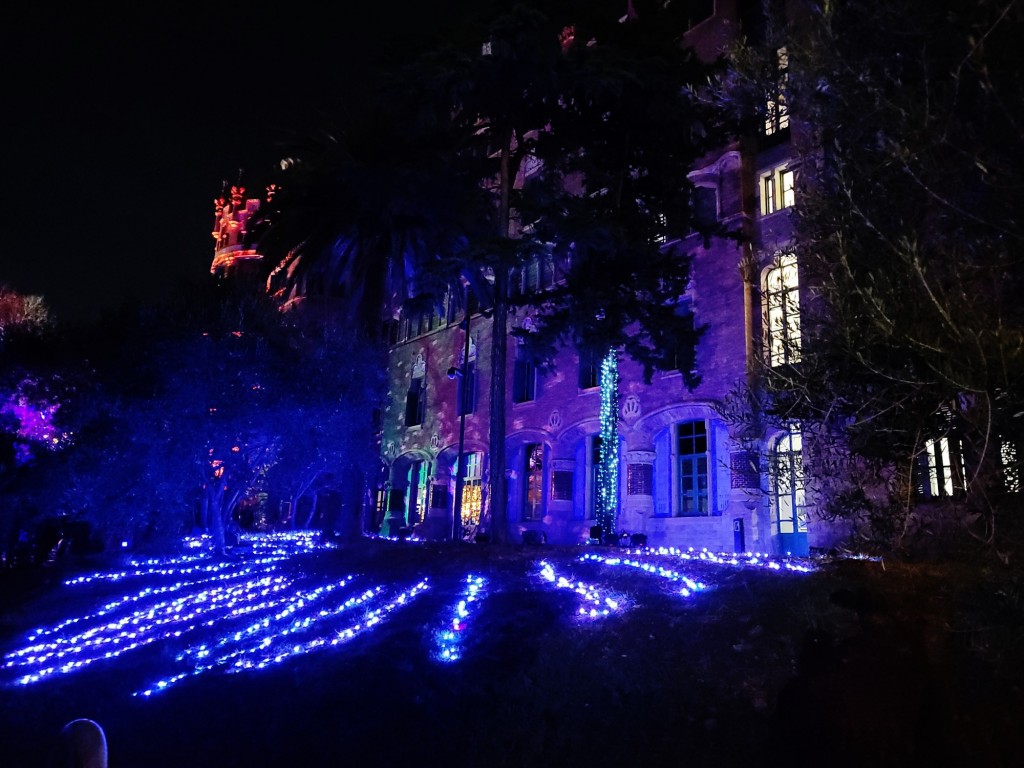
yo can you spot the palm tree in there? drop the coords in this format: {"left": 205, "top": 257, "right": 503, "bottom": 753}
{"left": 249, "top": 99, "right": 489, "bottom": 344}
{"left": 247, "top": 97, "right": 492, "bottom": 541}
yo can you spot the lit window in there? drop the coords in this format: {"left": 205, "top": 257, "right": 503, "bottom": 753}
{"left": 654, "top": 212, "right": 668, "bottom": 244}
{"left": 524, "top": 443, "right": 544, "bottom": 520}
{"left": 760, "top": 165, "right": 795, "bottom": 215}
{"left": 456, "top": 452, "right": 484, "bottom": 528}
{"left": 1002, "top": 439, "right": 1020, "bottom": 493}
{"left": 770, "top": 424, "right": 806, "bottom": 534}
{"left": 677, "top": 420, "right": 709, "bottom": 515}
{"left": 916, "top": 437, "right": 963, "bottom": 499}
{"left": 764, "top": 254, "right": 802, "bottom": 366}
{"left": 764, "top": 46, "right": 789, "bottom": 136}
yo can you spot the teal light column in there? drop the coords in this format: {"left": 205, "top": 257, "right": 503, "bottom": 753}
{"left": 596, "top": 348, "right": 620, "bottom": 538}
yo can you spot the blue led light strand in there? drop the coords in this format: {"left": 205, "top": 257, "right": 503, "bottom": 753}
{"left": 629, "top": 546, "right": 816, "bottom": 573}
{"left": 579, "top": 553, "right": 708, "bottom": 597}
{"left": 5, "top": 574, "right": 298, "bottom": 684}
{"left": 433, "top": 574, "right": 486, "bottom": 663}
{"left": 134, "top": 578, "right": 429, "bottom": 696}
{"left": 178, "top": 574, "right": 357, "bottom": 660}
{"left": 537, "top": 560, "right": 626, "bottom": 619}
{"left": 63, "top": 554, "right": 289, "bottom": 587}
{"left": 31, "top": 562, "right": 285, "bottom": 641}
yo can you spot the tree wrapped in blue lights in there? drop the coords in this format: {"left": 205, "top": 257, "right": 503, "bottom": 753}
{"left": 595, "top": 349, "right": 619, "bottom": 539}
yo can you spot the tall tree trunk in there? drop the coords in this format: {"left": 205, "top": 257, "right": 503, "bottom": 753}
{"left": 487, "top": 129, "right": 515, "bottom": 545}
{"left": 488, "top": 267, "right": 509, "bottom": 544}
{"left": 209, "top": 488, "right": 225, "bottom": 553}
{"left": 303, "top": 490, "right": 320, "bottom": 529}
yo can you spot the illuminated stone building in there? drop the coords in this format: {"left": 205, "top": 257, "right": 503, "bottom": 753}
{"left": 376, "top": 0, "right": 844, "bottom": 556}
{"left": 211, "top": 1, "right": 847, "bottom": 555}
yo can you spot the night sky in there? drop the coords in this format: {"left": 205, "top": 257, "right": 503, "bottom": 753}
{"left": 0, "top": 1, "right": 489, "bottom": 324}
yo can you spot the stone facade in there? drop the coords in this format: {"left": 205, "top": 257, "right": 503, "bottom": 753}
{"left": 376, "top": 1, "right": 849, "bottom": 555}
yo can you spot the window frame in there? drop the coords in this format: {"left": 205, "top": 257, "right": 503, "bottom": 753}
{"left": 405, "top": 376, "right": 425, "bottom": 427}
{"left": 764, "top": 46, "right": 790, "bottom": 137}
{"left": 763, "top": 253, "right": 802, "bottom": 367}
{"left": 676, "top": 420, "right": 710, "bottom": 516}
{"left": 512, "top": 355, "right": 537, "bottom": 404}
{"left": 770, "top": 423, "right": 807, "bottom": 535}
{"left": 916, "top": 436, "right": 964, "bottom": 499}
{"left": 578, "top": 349, "right": 599, "bottom": 390}
{"left": 523, "top": 443, "right": 545, "bottom": 521}
{"left": 760, "top": 165, "right": 795, "bottom": 216}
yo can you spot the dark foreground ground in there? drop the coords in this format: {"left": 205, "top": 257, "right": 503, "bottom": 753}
{"left": 1, "top": 537, "right": 1022, "bottom": 768}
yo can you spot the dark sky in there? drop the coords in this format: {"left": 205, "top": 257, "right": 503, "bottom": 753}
{"left": 0, "top": 2, "right": 489, "bottom": 324}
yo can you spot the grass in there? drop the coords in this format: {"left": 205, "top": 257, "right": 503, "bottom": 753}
{"left": 1, "top": 535, "right": 1022, "bottom": 767}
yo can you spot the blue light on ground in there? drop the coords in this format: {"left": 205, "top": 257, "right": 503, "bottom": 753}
{"left": 1, "top": 533, "right": 823, "bottom": 697}
{"left": 433, "top": 574, "right": 486, "bottom": 663}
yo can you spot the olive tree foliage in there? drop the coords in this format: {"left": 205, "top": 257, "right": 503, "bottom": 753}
{"left": 2, "top": 291, "right": 386, "bottom": 556}
{"left": 260, "top": 315, "right": 386, "bottom": 540}
{"left": 717, "top": 0, "right": 1024, "bottom": 553}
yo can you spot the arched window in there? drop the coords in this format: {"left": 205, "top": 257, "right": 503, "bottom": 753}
{"left": 764, "top": 254, "right": 802, "bottom": 366}
{"left": 770, "top": 424, "right": 806, "bottom": 536}
{"left": 406, "top": 460, "right": 429, "bottom": 526}
{"left": 455, "top": 452, "right": 484, "bottom": 528}
{"left": 523, "top": 443, "right": 544, "bottom": 520}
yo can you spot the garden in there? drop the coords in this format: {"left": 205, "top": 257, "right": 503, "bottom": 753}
{"left": 1, "top": 533, "right": 1021, "bottom": 767}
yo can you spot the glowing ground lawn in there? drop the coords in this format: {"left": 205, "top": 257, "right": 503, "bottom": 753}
{"left": 1, "top": 533, "right": 816, "bottom": 698}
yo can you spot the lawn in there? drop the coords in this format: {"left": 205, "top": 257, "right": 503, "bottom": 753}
{"left": 1, "top": 533, "right": 1021, "bottom": 767}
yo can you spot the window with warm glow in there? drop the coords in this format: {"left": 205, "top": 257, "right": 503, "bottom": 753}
{"left": 760, "top": 165, "right": 795, "bottom": 216}
{"left": 457, "top": 452, "right": 483, "bottom": 527}
{"left": 915, "top": 436, "right": 964, "bottom": 499}
{"left": 1002, "top": 439, "right": 1020, "bottom": 493}
{"left": 770, "top": 423, "right": 806, "bottom": 535}
{"left": 764, "top": 46, "right": 789, "bottom": 136}
{"left": 764, "top": 254, "right": 802, "bottom": 366}
{"left": 523, "top": 443, "right": 544, "bottom": 520}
